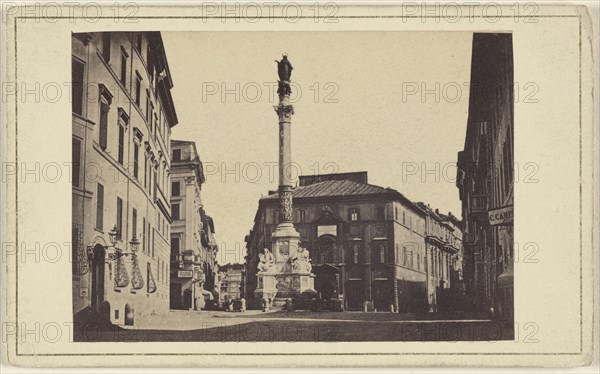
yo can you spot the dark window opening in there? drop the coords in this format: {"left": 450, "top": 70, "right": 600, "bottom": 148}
{"left": 171, "top": 203, "right": 180, "bottom": 221}
{"left": 349, "top": 208, "right": 359, "bottom": 221}
{"left": 95, "top": 183, "right": 104, "bottom": 230}
{"left": 72, "top": 137, "right": 81, "bottom": 188}
{"left": 72, "top": 58, "right": 84, "bottom": 115}
{"left": 99, "top": 101, "right": 109, "bottom": 150}
{"left": 171, "top": 237, "right": 180, "bottom": 254}
{"left": 172, "top": 149, "right": 181, "bottom": 161}
{"left": 135, "top": 74, "right": 141, "bottom": 106}
{"left": 120, "top": 52, "right": 127, "bottom": 86}
{"left": 132, "top": 208, "right": 137, "bottom": 239}
{"left": 376, "top": 206, "right": 385, "bottom": 220}
{"left": 102, "top": 33, "right": 111, "bottom": 62}
{"left": 133, "top": 142, "right": 139, "bottom": 178}
{"left": 116, "top": 197, "right": 123, "bottom": 240}
{"left": 118, "top": 125, "right": 125, "bottom": 165}
{"left": 298, "top": 209, "right": 306, "bottom": 222}
{"left": 172, "top": 181, "right": 180, "bottom": 197}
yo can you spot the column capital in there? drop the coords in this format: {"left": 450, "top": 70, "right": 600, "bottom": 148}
{"left": 274, "top": 103, "right": 294, "bottom": 123}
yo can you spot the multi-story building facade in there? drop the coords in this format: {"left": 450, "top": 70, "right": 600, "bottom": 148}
{"left": 245, "top": 172, "right": 463, "bottom": 312}
{"left": 416, "top": 203, "right": 464, "bottom": 311}
{"left": 199, "top": 208, "right": 220, "bottom": 303}
{"left": 218, "top": 263, "right": 244, "bottom": 304}
{"left": 440, "top": 212, "right": 464, "bottom": 294}
{"left": 457, "top": 33, "right": 514, "bottom": 320}
{"left": 169, "top": 140, "right": 207, "bottom": 310}
{"left": 72, "top": 32, "right": 177, "bottom": 326}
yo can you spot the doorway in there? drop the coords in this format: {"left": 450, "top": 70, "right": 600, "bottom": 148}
{"left": 170, "top": 283, "right": 183, "bottom": 309}
{"left": 91, "top": 244, "right": 106, "bottom": 310}
{"left": 372, "top": 280, "right": 391, "bottom": 311}
{"left": 345, "top": 280, "right": 364, "bottom": 310}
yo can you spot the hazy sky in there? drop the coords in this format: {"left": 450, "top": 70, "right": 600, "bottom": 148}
{"left": 162, "top": 31, "right": 473, "bottom": 264}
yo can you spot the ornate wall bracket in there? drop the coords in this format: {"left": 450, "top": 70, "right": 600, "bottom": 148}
{"left": 130, "top": 253, "right": 145, "bottom": 290}
{"left": 114, "top": 254, "right": 130, "bottom": 288}
{"left": 147, "top": 263, "right": 157, "bottom": 293}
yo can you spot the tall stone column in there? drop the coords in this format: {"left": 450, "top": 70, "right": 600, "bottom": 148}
{"left": 273, "top": 93, "right": 299, "bottom": 254}
{"left": 254, "top": 55, "right": 315, "bottom": 308}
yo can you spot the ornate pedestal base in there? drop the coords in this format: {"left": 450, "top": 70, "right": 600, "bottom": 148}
{"left": 255, "top": 272, "right": 316, "bottom": 310}
{"left": 254, "top": 222, "right": 316, "bottom": 310}
{"left": 254, "top": 273, "right": 278, "bottom": 308}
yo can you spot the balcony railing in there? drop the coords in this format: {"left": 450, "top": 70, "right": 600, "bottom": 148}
{"left": 470, "top": 194, "right": 488, "bottom": 213}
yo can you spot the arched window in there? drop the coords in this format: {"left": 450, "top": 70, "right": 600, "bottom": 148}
{"left": 319, "top": 237, "right": 336, "bottom": 263}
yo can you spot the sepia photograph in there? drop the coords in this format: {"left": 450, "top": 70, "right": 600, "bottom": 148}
{"left": 71, "top": 30, "right": 514, "bottom": 342}
{"left": 1, "top": 2, "right": 597, "bottom": 369}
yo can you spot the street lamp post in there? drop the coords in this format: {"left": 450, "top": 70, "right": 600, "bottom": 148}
{"left": 86, "top": 225, "right": 140, "bottom": 263}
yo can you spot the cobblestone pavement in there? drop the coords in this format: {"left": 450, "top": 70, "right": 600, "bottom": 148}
{"left": 76, "top": 310, "right": 514, "bottom": 342}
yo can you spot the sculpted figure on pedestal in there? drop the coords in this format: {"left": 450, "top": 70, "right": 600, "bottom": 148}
{"left": 258, "top": 248, "right": 275, "bottom": 273}
{"left": 291, "top": 247, "right": 312, "bottom": 273}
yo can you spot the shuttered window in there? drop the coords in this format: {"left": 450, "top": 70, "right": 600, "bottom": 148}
{"left": 116, "top": 197, "right": 123, "bottom": 239}
{"left": 99, "top": 101, "right": 109, "bottom": 150}
{"left": 95, "top": 183, "right": 104, "bottom": 230}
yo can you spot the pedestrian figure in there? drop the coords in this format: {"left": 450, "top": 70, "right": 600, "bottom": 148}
{"left": 240, "top": 298, "right": 246, "bottom": 312}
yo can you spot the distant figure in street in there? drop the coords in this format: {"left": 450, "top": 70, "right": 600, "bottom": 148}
{"left": 261, "top": 297, "right": 269, "bottom": 312}
{"left": 240, "top": 298, "right": 246, "bottom": 312}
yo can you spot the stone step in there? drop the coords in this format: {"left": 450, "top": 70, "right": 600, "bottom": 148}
{"left": 272, "top": 298, "right": 289, "bottom": 308}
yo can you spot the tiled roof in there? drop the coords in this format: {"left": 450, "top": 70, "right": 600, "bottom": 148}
{"left": 262, "top": 179, "right": 394, "bottom": 200}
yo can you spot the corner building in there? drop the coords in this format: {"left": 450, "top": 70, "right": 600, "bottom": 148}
{"left": 168, "top": 140, "right": 220, "bottom": 310}
{"left": 245, "top": 172, "right": 463, "bottom": 312}
{"left": 457, "top": 33, "right": 514, "bottom": 320}
{"left": 72, "top": 32, "right": 177, "bottom": 325}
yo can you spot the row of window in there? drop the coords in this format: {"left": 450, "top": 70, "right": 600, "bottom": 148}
{"left": 279, "top": 206, "right": 422, "bottom": 230}
{"left": 301, "top": 240, "right": 459, "bottom": 274}
{"left": 170, "top": 236, "right": 211, "bottom": 264}
{"left": 94, "top": 182, "right": 167, "bottom": 257}
{"left": 311, "top": 242, "right": 455, "bottom": 277}
{"left": 395, "top": 244, "right": 422, "bottom": 271}
{"left": 169, "top": 180, "right": 185, "bottom": 220}
{"left": 75, "top": 77, "right": 170, "bottom": 198}
{"left": 316, "top": 242, "right": 390, "bottom": 264}
{"left": 73, "top": 33, "right": 167, "bottom": 140}
{"left": 72, "top": 33, "right": 172, "bottom": 199}
{"left": 157, "top": 257, "right": 169, "bottom": 286}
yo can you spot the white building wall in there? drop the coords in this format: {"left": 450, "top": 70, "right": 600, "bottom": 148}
{"left": 72, "top": 32, "right": 175, "bottom": 325}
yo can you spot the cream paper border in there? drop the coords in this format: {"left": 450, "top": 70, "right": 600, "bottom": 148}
{"left": 1, "top": 2, "right": 597, "bottom": 368}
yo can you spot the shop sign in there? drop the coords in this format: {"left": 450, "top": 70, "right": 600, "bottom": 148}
{"left": 488, "top": 205, "right": 513, "bottom": 226}
{"left": 178, "top": 270, "right": 193, "bottom": 278}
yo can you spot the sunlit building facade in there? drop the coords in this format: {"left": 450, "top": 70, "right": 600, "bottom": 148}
{"left": 72, "top": 32, "right": 177, "bottom": 326}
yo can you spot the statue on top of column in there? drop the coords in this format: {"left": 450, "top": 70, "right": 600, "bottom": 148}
{"left": 275, "top": 53, "right": 293, "bottom": 96}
